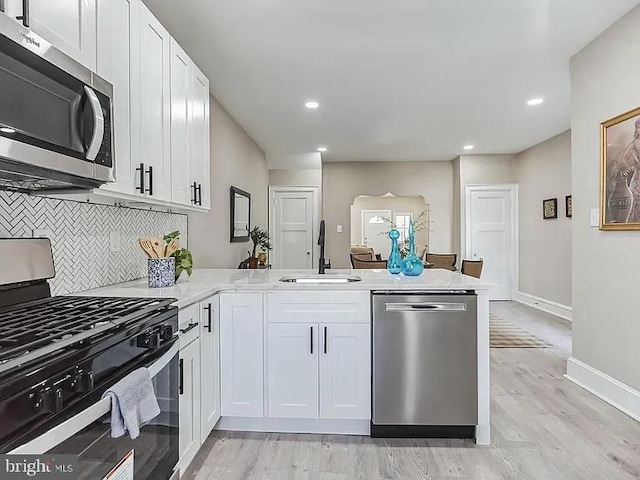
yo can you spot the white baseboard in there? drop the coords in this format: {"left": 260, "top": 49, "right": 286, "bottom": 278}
{"left": 565, "top": 357, "right": 640, "bottom": 423}
{"left": 216, "top": 417, "right": 370, "bottom": 436}
{"left": 514, "top": 291, "right": 572, "bottom": 321}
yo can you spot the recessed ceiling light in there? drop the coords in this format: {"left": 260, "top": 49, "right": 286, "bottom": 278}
{"left": 0, "top": 127, "right": 16, "bottom": 134}
{"left": 463, "top": 145, "right": 474, "bottom": 151}
{"left": 317, "top": 147, "right": 327, "bottom": 152}
{"left": 305, "top": 101, "right": 319, "bottom": 109}
{"left": 527, "top": 98, "right": 544, "bottom": 106}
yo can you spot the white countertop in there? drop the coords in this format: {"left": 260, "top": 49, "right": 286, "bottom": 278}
{"left": 78, "top": 268, "right": 492, "bottom": 309}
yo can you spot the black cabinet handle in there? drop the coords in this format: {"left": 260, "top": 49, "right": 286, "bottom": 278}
{"left": 16, "top": 0, "right": 29, "bottom": 27}
{"left": 324, "top": 326, "right": 328, "bottom": 354}
{"left": 135, "top": 163, "right": 145, "bottom": 193}
{"left": 310, "top": 326, "right": 313, "bottom": 354}
{"left": 197, "top": 184, "right": 202, "bottom": 206}
{"left": 191, "top": 182, "right": 197, "bottom": 204}
{"left": 204, "top": 304, "right": 212, "bottom": 333}
{"left": 145, "top": 165, "right": 153, "bottom": 195}
{"left": 178, "top": 358, "right": 184, "bottom": 395}
{"left": 179, "top": 322, "right": 199, "bottom": 334}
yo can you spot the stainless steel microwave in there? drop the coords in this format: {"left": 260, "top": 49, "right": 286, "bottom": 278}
{"left": 0, "top": 13, "right": 114, "bottom": 192}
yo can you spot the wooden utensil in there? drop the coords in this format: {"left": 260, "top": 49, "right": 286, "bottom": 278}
{"left": 150, "top": 238, "right": 165, "bottom": 258}
{"left": 138, "top": 238, "right": 156, "bottom": 258}
{"left": 164, "top": 239, "right": 180, "bottom": 258}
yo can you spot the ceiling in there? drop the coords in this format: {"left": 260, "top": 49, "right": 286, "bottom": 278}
{"left": 144, "top": 0, "right": 640, "bottom": 164}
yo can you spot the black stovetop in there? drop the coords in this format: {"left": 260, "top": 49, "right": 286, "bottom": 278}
{"left": 0, "top": 296, "right": 176, "bottom": 368}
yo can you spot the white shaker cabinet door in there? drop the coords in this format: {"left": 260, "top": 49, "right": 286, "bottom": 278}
{"left": 179, "top": 337, "right": 201, "bottom": 473}
{"left": 169, "top": 38, "right": 193, "bottom": 206}
{"left": 23, "top": 0, "right": 97, "bottom": 70}
{"left": 200, "top": 295, "right": 221, "bottom": 442}
{"left": 267, "top": 323, "right": 319, "bottom": 419}
{"left": 189, "top": 64, "right": 210, "bottom": 209}
{"left": 220, "top": 293, "right": 264, "bottom": 417}
{"left": 319, "top": 323, "right": 371, "bottom": 420}
{"left": 134, "top": 4, "right": 171, "bottom": 201}
{"left": 96, "top": 0, "right": 139, "bottom": 195}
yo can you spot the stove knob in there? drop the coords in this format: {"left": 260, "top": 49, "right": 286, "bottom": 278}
{"left": 34, "top": 387, "right": 63, "bottom": 414}
{"left": 160, "top": 325, "right": 174, "bottom": 340}
{"left": 136, "top": 332, "right": 160, "bottom": 349}
{"left": 73, "top": 370, "right": 94, "bottom": 393}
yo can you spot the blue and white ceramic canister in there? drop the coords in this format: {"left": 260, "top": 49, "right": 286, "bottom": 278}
{"left": 148, "top": 257, "right": 176, "bottom": 288}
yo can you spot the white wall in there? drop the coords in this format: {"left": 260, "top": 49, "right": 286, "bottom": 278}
{"left": 571, "top": 5, "right": 640, "bottom": 392}
{"left": 513, "top": 131, "right": 572, "bottom": 307}
{"left": 189, "top": 95, "right": 268, "bottom": 268}
{"left": 322, "top": 161, "right": 453, "bottom": 268}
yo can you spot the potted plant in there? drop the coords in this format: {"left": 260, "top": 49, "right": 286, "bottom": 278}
{"left": 163, "top": 231, "right": 193, "bottom": 281}
{"left": 248, "top": 227, "right": 272, "bottom": 269}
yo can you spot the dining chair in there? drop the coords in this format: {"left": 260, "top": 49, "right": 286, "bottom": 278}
{"left": 426, "top": 253, "right": 457, "bottom": 271}
{"left": 350, "top": 252, "right": 373, "bottom": 267}
{"left": 352, "top": 257, "right": 388, "bottom": 269}
{"left": 461, "top": 259, "right": 483, "bottom": 278}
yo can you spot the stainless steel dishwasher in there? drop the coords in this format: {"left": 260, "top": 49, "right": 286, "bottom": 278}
{"left": 371, "top": 291, "right": 478, "bottom": 438}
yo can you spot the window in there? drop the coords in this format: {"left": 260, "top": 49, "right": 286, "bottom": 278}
{"left": 394, "top": 212, "right": 412, "bottom": 244}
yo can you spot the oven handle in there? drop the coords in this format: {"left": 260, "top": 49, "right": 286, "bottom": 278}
{"left": 9, "top": 340, "right": 179, "bottom": 455}
{"left": 84, "top": 86, "right": 105, "bottom": 161}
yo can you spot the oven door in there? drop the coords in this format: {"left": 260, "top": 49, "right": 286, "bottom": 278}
{"left": 10, "top": 341, "right": 180, "bottom": 480}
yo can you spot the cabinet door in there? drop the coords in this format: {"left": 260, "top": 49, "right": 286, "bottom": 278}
{"left": 268, "top": 323, "right": 318, "bottom": 418}
{"left": 22, "top": 0, "right": 97, "bottom": 70}
{"left": 179, "top": 338, "right": 201, "bottom": 473}
{"left": 96, "top": 0, "right": 139, "bottom": 195}
{"left": 189, "top": 64, "right": 210, "bottom": 209}
{"left": 200, "top": 295, "right": 221, "bottom": 443}
{"left": 220, "top": 293, "right": 264, "bottom": 417}
{"left": 170, "top": 38, "right": 192, "bottom": 206}
{"left": 319, "top": 324, "right": 371, "bottom": 420}
{"left": 135, "top": 4, "right": 171, "bottom": 201}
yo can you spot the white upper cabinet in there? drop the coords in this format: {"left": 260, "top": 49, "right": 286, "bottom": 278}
{"left": 268, "top": 323, "right": 319, "bottom": 418}
{"left": 169, "top": 38, "right": 192, "bottom": 206}
{"left": 189, "top": 64, "right": 210, "bottom": 209}
{"left": 6, "top": 0, "right": 97, "bottom": 70}
{"left": 134, "top": 4, "right": 171, "bottom": 201}
{"left": 96, "top": 0, "right": 138, "bottom": 196}
{"left": 319, "top": 324, "right": 371, "bottom": 420}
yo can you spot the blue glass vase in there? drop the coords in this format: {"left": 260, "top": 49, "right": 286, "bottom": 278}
{"left": 387, "top": 229, "right": 402, "bottom": 274}
{"left": 401, "top": 220, "right": 424, "bottom": 276}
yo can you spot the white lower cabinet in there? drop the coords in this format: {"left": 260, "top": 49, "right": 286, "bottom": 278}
{"left": 178, "top": 336, "right": 200, "bottom": 473}
{"left": 265, "top": 291, "right": 371, "bottom": 423}
{"left": 319, "top": 324, "right": 371, "bottom": 419}
{"left": 268, "top": 323, "right": 319, "bottom": 418}
{"left": 200, "top": 295, "right": 221, "bottom": 442}
{"left": 220, "top": 293, "right": 264, "bottom": 417}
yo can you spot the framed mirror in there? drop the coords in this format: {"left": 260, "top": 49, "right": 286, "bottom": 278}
{"left": 230, "top": 186, "right": 251, "bottom": 242}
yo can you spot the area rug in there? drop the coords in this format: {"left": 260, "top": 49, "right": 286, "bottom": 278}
{"left": 489, "top": 315, "right": 551, "bottom": 348}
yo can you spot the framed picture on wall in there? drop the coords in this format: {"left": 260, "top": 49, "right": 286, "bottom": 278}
{"left": 565, "top": 195, "right": 572, "bottom": 218}
{"left": 600, "top": 106, "right": 640, "bottom": 230}
{"left": 543, "top": 198, "right": 558, "bottom": 219}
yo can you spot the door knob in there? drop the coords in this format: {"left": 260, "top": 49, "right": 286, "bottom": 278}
{"left": 307, "top": 252, "right": 310, "bottom": 255}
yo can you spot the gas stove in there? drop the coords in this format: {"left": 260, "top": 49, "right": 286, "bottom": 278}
{"left": 0, "top": 295, "right": 176, "bottom": 373}
{"left": 0, "top": 237, "right": 180, "bottom": 475}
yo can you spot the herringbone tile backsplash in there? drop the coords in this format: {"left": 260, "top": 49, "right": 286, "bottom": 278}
{"left": 0, "top": 191, "right": 188, "bottom": 295}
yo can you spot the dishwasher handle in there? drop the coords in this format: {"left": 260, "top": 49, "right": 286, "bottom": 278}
{"left": 385, "top": 302, "right": 467, "bottom": 312}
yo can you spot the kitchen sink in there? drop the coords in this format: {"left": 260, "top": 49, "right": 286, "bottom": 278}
{"left": 279, "top": 274, "right": 362, "bottom": 284}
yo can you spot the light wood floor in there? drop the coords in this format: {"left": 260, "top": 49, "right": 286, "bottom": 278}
{"left": 185, "top": 302, "right": 640, "bottom": 480}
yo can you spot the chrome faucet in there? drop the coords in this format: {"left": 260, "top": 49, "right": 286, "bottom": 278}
{"left": 318, "top": 220, "right": 331, "bottom": 274}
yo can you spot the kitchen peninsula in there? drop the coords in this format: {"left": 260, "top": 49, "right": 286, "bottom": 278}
{"left": 81, "top": 268, "right": 492, "bottom": 473}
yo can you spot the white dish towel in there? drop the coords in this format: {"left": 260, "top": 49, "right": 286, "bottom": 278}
{"left": 102, "top": 367, "right": 161, "bottom": 439}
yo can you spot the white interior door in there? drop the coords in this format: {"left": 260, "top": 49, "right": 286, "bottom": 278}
{"left": 272, "top": 189, "right": 316, "bottom": 269}
{"left": 466, "top": 186, "right": 516, "bottom": 300}
{"left": 362, "top": 210, "right": 391, "bottom": 259}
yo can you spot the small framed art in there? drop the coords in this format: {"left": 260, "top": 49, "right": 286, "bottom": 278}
{"left": 543, "top": 198, "right": 558, "bottom": 219}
